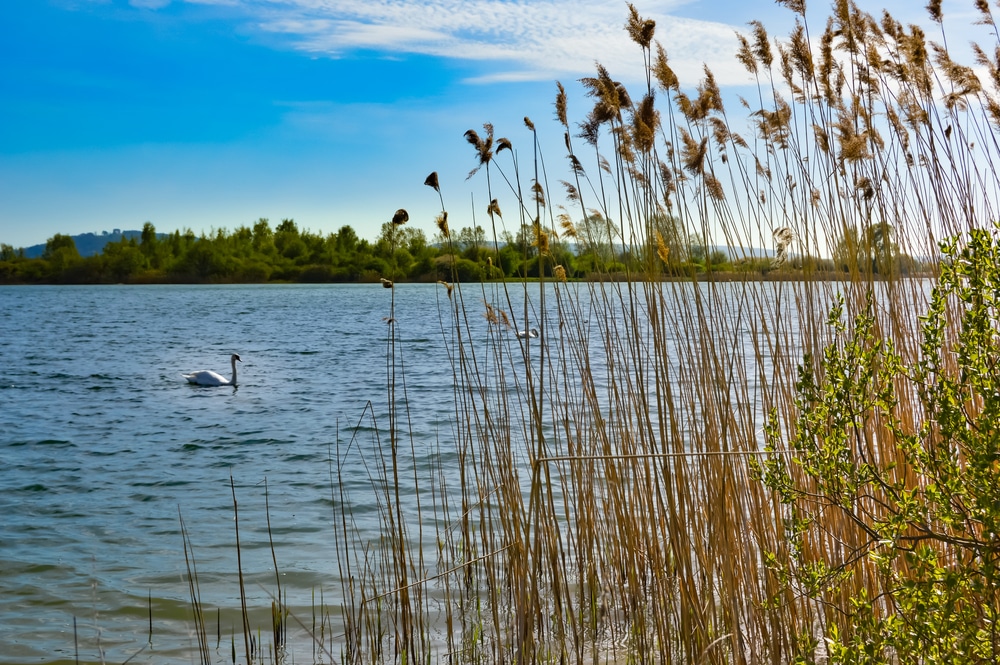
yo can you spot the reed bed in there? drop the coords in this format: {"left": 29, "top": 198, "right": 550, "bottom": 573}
{"left": 177, "top": 1, "right": 1000, "bottom": 663}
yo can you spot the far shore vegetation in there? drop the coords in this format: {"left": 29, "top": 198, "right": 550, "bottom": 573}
{"left": 0, "top": 214, "right": 929, "bottom": 285}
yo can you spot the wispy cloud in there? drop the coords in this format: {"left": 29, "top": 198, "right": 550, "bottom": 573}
{"left": 183, "top": 0, "right": 754, "bottom": 86}
{"left": 130, "top": 0, "right": 172, "bottom": 8}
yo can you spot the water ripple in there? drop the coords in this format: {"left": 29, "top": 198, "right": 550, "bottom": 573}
{"left": 0, "top": 281, "right": 726, "bottom": 663}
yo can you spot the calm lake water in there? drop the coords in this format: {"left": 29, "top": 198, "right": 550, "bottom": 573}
{"left": 0, "top": 280, "right": 814, "bottom": 664}
{"left": 0, "top": 283, "right": 509, "bottom": 664}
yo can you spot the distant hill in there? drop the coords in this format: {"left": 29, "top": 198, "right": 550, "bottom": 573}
{"left": 21, "top": 230, "right": 167, "bottom": 258}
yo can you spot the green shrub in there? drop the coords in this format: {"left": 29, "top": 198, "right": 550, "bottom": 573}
{"left": 755, "top": 225, "right": 1000, "bottom": 664}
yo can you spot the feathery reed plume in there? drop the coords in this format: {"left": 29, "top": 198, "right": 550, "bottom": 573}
{"left": 750, "top": 20, "right": 773, "bottom": 68}
{"left": 625, "top": 4, "right": 656, "bottom": 49}
{"left": 789, "top": 23, "right": 813, "bottom": 77}
{"left": 754, "top": 98, "right": 793, "bottom": 147}
{"left": 558, "top": 212, "right": 578, "bottom": 237}
{"left": 560, "top": 180, "right": 580, "bottom": 202}
{"left": 437, "top": 280, "right": 453, "bottom": 299}
{"left": 578, "top": 116, "right": 600, "bottom": 146}
{"left": 680, "top": 130, "right": 708, "bottom": 174}
{"left": 659, "top": 160, "right": 676, "bottom": 207}
{"left": 927, "top": 0, "right": 942, "bottom": 23}
{"left": 932, "top": 44, "right": 983, "bottom": 109}
{"left": 704, "top": 172, "right": 725, "bottom": 201}
{"left": 581, "top": 64, "right": 626, "bottom": 126}
{"left": 632, "top": 93, "right": 658, "bottom": 153}
{"left": 856, "top": 176, "right": 875, "bottom": 200}
{"left": 465, "top": 123, "right": 494, "bottom": 179}
{"left": 392, "top": 209, "right": 409, "bottom": 226}
{"left": 524, "top": 116, "right": 535, "bottom": 130}
{"left": 435, "top": 212, "right": 450, "bottom": 238}
{"left": 497, "top": 137, "right": 513, "bottom": 153}
{"left": 423, "top": 172, "right": 440, "bottom": 192}
{"left": 813, "top": 123, "right": 831, "bottom": 153}
{"left": 881, "top": 11, "right": 902, "bottom": 41}
{"left": 698, "top": 66, "right": 723, "bottom": 114}
{"left": 488, "top": 199, "right": 502, "bottom": 218}
{"left": 839, "top": 132, "right": 870, "bottom": 162}
{"left": 380, "top": 278, "right": 394, "bottom": 288}
{"left": 776, "top": 0, "right": 805, "bottom": 15}
{"left": 533, "top": 224, "right": 550, "bottom": 254}
{"left": 736, "top": 33, "right": 758, "bottom": 74}
{"left": 772, "top": 226, "right": 796, "bottom": 267}
{"left": 709, "top": 116, "right": 729, "bottom": 150}
{"left": 615, "top": 81, "right": 632, "bottom": 109}
{"left": 971, "top": 43, "right": 1000, "bottom": 90}
{"left": 819, "top": 23, "right": 836, "bottom": 100}
{"left": 531, "top": 181, "right": 546, "bottom": 208}
{"left": 973, "top": 0, "right": 992, "bottom": 27}
{"left": 553, "top": 264, "right": 567, "bottom": 281}
{"left": 675, "top": 90, "right": 694, "bottom": 120}
{"left": 655, "top": 231, "right": 670, "bottom": 264}
{"left": 483, "top": 302, "right": 498, "bottom": 325}
{"left": 555, "top": 83, "right": 568, "bottom": 127}
{"left": 653, "top": 43, "right": 679, "bottom": 91}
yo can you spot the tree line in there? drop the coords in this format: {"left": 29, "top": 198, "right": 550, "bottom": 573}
{"left": 0, "top": 216, "right": 926, "bottom": 285}
{"left": 0, "top": 218, "right": 567, "bottom": 285}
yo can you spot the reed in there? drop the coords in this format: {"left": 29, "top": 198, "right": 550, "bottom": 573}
{"left": 161, "top": 1, "right": 999, "bottom": 663}
{"left": 318, "top": 1, "right": 1000, "bottom": 663}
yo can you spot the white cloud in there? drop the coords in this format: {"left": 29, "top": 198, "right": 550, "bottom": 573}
{"left": 190, "top": 0, "right": 755, "bottom": 86}
{"left": 167, "top": 0, "right": 993, "bottom": 91}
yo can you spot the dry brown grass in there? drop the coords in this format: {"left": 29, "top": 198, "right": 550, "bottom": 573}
{"left": 313, "top": 2, "right": 1000, "bottom": 663}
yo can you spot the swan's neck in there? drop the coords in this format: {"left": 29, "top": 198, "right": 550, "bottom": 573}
{"left": 231, "top": 358, "right": 238, "bottom": 385}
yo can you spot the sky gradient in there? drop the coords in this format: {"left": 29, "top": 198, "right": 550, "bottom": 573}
{"left": 0, "top": 0, "right": 964, "bottom": 250}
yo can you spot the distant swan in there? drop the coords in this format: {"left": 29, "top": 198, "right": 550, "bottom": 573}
{"left": 516, "top": 328, "right": 539, "bottom": 339}
{"left": 183, "top": 354, "right": 242, "bottom": 386}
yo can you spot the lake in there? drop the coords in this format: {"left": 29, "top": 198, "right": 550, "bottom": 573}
{"left": 0, "top": 279, "right": 812, "bottom": 664}
{"left": 0, "top": 283, "right": 506, "bottom": 663}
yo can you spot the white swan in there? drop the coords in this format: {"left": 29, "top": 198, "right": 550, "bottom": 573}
{"left": 516, "top": 328, "right": 539, "bottom": 339}
{"left": 183, "top": 354, "right": 241, "bottom": 386}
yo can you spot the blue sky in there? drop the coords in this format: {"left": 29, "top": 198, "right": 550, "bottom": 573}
{"left": 0, "top": 0, "right": 958, "bottom": 250}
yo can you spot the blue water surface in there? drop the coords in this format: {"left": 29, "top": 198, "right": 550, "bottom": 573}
{"left": 0, "top": 278, "right": 804, "bottom": 663}
{"left": 0, "top": 283, "right": 488, "bottom": 663}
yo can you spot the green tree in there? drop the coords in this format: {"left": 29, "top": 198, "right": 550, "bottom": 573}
{"left": 0, "top": 244, "right": 21, "bottom": 261}
{"left": 274, "top": 219, "right": 306, "bottom": 262}
{"left": 864, "top": 220, "right": 896, "bottom": 276}
{"left": 42, "top": 234, "right": 81, "bottom": 278}
{"left": 576, "top": 212, "right": 616, "bottom": 267}
{"left": 172, "top": 234, "right": 231, "bottom": 280}
{"left": 496, "top": 241, "right": 522, "bottom": 277}
{"left": 252, "top": 218, "right": 275, "bottom": 255}
{"left": 139, "top": 222, "right": 162, "bottom": 268}
{"left": 103, "top": 237, "right": 146, "bottom": 282}
{"left": 334, "top": 225, "right": 359, "bottom": 255}
{"left": 832, "top": 225, "right": 862, "bottom": 272}
{"left": 833, "top": 222, "right": 897, "bottom": 276}
{"left": 455, "top": 225, "right": 487, "bottom": 253}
